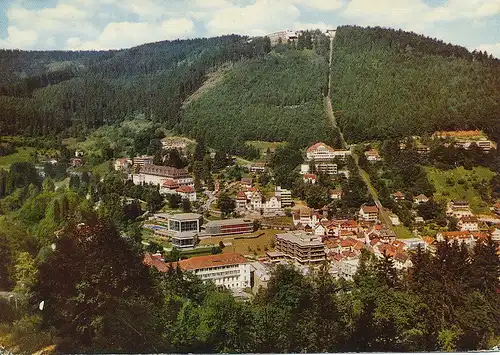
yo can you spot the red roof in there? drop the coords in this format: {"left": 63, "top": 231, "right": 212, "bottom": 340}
{"left": 163, "top": 179, "right": 180, "bottom": 188}
{"left": 361, "top": 205, "right": 379, "bottom": 213}
{"left": 304, "top": 174, "right": 317, "bottom": 179}
{"left": 341, "top": 237, "right": 358, "bottom": 248}
{"left": 307, "top": 142, "right": 335, "bottom": 153}
{"left": 237, "top": 191, "right": 246, "bottom": 199}
{"left": 170, "top": 252, "right": 247, "bottom": 270}
{"left": 176, "top": 185, "right": 195, "bottom": 193}
{"left": 143, "top": 253, "right": 170, "bottom": 272}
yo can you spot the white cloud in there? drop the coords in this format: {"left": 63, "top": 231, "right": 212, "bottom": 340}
{"left": 0, "top": 26, "right": 38, "bottom": 49}
{"left": 293, "top": 21, "right": 336, "bottom": 31}
{"left": 72, "top": 18, "right": 196, "bottom": 50}
{"left": 294, "top": 0, "right": 345, "bottom": 11}
{"left": 477, "top": 42, "right": 500, "bottom": 58}
{"left": 206, "top": 0, "right": 300, "bottom": 36}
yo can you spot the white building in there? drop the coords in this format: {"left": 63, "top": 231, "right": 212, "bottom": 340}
{"left": 364, "top": 149, "right": 382, "bottom": 162}
{"left": 292, "top": 206, "right": 320, "bottom": 228}
{"left": 263, "top": 195, "right": 282, "bottom": 214}
{"left": 389, "top": 214, "right": 400, "bottom": 226}
{"left": 177, "top": 253, "right": 251, "bottom": 290}
{"left": 133, "top": 155, "right": 154, "bottom": 168}
{"left": 339, "top": 259, "right": 360, "bottom": 280}
{"left": 358, "top": 205, "right": 379, "bottom": 222}
{"left": 132, "top": 164, "right": 193, "bottom": 187}
{"left": 165, "top": 213, "right": 203, "bottom": 248}
{"left": 275, "top": 186, "right": 292, "bottom": 207}
{"left": 306, "top": 142, "right": 350, "bottom": 161}
{"left": 114, "top": 158, "right": 132, "bottom": 171}
{"left": 176, "top": 185, "right": 197, "bottom": 202}
{"left": 458, "top": 216, "right": 479, "bottom": 231}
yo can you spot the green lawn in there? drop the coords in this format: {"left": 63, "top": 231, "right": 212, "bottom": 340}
{"left": 426, "top": 166, "right": 495, "bottom": 214}
{"left": 393, "top": 225, "right": 414, "bottom": 239}
{"left": 0, "top": 147, "right": 36, "bottom": 170}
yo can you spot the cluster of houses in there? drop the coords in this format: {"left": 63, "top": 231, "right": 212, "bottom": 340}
{"left": 236, "top": 179, "right": 292, "bottom": 216}
{"left": 399, "top": 130, "right": 495, "bottom": 153}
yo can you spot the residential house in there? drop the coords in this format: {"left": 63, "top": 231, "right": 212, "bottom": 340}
{"left": 263, "top": 195, "right": 282, "bottom": 214}
{"left": 491, "top": 226, "right": 500, "bottom": 242}
{"left": 391, "top": 191, "right": 405, "bottom": 201}
{"left": 447, "top": 200, "right": 473, "bottom": 218}
{"left": 249, "top": 191, "right": 263, "bottom": 211}
{"left": 160, "top": 179, "right": 180, "bottom": 194}
{"left": 236, "top": 191, "right": 247, "bottom": 210}
{"left": 114, "top": 158, "right": 132, "bottom": 171}
{"left": 358, "top": 205, "right": 379, "bottom": 222}
{"left": 458, "top": 216, "right": 479, "bottom": 231}
{"left": 176, "top": 185, "right": 197, "bottom": 202}
{"left": 275, "top": 231, "right": 326, "bottom": 264}
{"left": 339, "top": 259, "right": 360, "bottom": 280}
{"left": 303, "top": 173, "right": 317, "bottom": 184}
{"left": 250, "top": 261, "right": 271, "bottom": 293}
{"left": 364, "top": 149, "right": 382, "bottom": 162}
{"left": 389, "top": 214, "right": 400, "bottom": 226}
{"left": 436, "top": 231, "right": 487, "bottom": 247}
{"left": 329, "top": 188, "right": 343, "bottom": 200}
{"left": 494, "top": 202, "right": 500, "bottom": 215}
{"left": 249, "top": 162, "right": 266, "bottom": 173}
{"left": 292, "top": 206, "right": 320, "bottom": 228}
{"left": 414, "top": 194, "right": 429, "bottom": 204}
{"left": 241, "top": 177, "right": 253, "bottom": 188}
{"left": 70, "top": 157, "right": 83, "bottom": 167}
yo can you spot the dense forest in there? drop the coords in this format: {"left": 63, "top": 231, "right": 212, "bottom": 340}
{"left": 330, "top": 25, "right": 500, "bottom": 143}
{"left": 180, "top": 48, "right": 334, "bottom": 152}
{"left": 0, "top": 35, "right": 271, "bottom": 136}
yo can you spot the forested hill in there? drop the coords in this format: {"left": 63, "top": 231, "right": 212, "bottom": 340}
{"left": 331, "top": 25, "right": 500, "bottom": 143}
{"left": 0, "top": 35, "right": 271, "bottom": 135}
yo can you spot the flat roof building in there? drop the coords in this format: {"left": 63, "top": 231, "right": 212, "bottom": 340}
{"left": 275, "top": 231, "right": 326, "bottom": 264}
{"left": 202, "top": 218, "right": 254, "bottom": 236}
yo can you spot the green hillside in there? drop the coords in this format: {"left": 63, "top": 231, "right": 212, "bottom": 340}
{"left": 331, "top": 26, "right": 500, "bottom": 143}
{"left": 180, "top": 49, "right": 334, "bottom": 152}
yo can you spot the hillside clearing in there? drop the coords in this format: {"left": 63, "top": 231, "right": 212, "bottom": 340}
{"left": 0, "top": 147, "right": 36, "bottom": 170}
{"left": 426, "top": 166, "right": 495, "bottom": 214}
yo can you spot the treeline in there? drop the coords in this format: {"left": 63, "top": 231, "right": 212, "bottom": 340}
{"left": 181, "top": 49, "right": 334, "bottom": 153}
{"left": 331, "top": 25, "right": 500, "bottom": 143}
{"left": 1, "top": 211, "right": 498, "bottom": 353}
{"left": 0, "top": 36, "right": 272, "bottom": 136}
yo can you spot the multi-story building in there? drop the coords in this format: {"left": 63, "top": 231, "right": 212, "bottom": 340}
{"left": 145, "top": 252, "right": 251, "bottom": 290}
{"left": 176, "top": 185, "right": 197, "bottom": 202}
{"left": 267, "top": 29, "right": 298, "bottom": 46}
{"left": 446, "top": 200, "right": 473, "bottom": 218}
{"left": 458, "top": 216, "right": 479, "bottom": 231}
{"left": 263, "top": 195, "right": 281, "bottom": 214}
{"left": 306, "top": 142, "right": 350, "bottom": 161}
{"left": 358, "top": 205, "right": 379, "bottom": 222}
{"left": 275, "top": 231, "right": 326, "bottom": 264}
{"left": 339, "top": 259, "right": 360, "bottom": 280}
{"left": 165, "top": 213, "right": 203, "bottom": 248}
{"left": 202, "top": 218, "right": 254, "bottom": 236}
{"left": 364, "top": 149, "right": 382, "bottom": 162}
{"left": 114, "top": 158, "right": 133, "bottom": 171}
{"left": 275, "top": 186, "right": 292, "bottom": 207}
{"left": 292, "top": 206, "right": 320, "bottom": 228}
{"left": 132, "top": 164, "right": 193, "bottom": 187}
{"left": 133, "top": 155, "right": 154, "bottom": 168}
{"left": 249, "top": 162, "right": 266, "bottom": 173}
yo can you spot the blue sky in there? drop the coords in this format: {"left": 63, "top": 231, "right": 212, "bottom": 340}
{"left": 0, "top": 0, "right": 499, "bottom": 57}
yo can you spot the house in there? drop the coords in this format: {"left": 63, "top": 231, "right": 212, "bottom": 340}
{"left": 241, "top": 177, "right": 253, "bottom": 188}
{"left": 275, "top": 231, "right": 326, "bottom": 264}
{"left": 161, "top": 138, "right": 189, "bottom": 154}
{"left": 301, "top": 163, "right": 338, "bottom": 175}
{"left": 275, "top": 186, "right": 292, "bottom": 207}
{"left": 292, "top": 206, "right": 320, "bottom": 228}
{"left": 339, "top": 259, "right": 360, "bottom": 280}
{"left": 176, "top": 185, "right": 197, "bottom": 202}
{"left": 458, "top": 216, "right": 479, "bottom": 232}
{"left": 132, "top": 164, "right": 193, "bottom": 187}
{"left": 358, "top": 205, "right": 379, "bottom": 222}
{"left": 491, "top": 226, "right": 500, "bottom": 242}
{"left": 70, "top": 157, "right": 83, "bottom": 167}
{"left": 303, "top": 173, "right": 317, "bottom": 184}
{"left": 364, "top": 149, "right": 382, "bottom": 162}
{"left": 494, "top": 202, "right": 500, "bottom": 215}
{"left": 133, "top": 155, "right": 154, "bottom": 168}
{"left": 249, "top": 162, "right": 266, "bottom": 173}
{"left": 391, "top": 191, "right": 405, "bottom": 201}
{"left": 202, "top": 218, "right": 254, "bottom": 236}
{"left": 330, "top": 188, "right": 343, "bottom": 200}
{"left": 114, "top": 158, "right": 132, "bottom": 171}
{"left": 447, "top": 200, "right": 473, "bottom": 218}
{"left": 145, "top": 252, "right": 251, "bottom": 291}
{"left": 250, "top": 261, "right": 271, "bottom": 293}
{"left": 160, "top": 179, "right": 180, "bottom": 194}
{"left": 436, "top": 231, "right": 487, "bottom": 247}
{"left": 249, "top": 191, "right": 263, "bottom": 211}
{"left": 263, "top": 195, "right": 282, "bottom": 214}
{"left": 236, "top": 191, "right": 247, "bottom": 210}
{"left": 389, "top": 214, "right": 400, "bottom": 226}
{"left": 314, "top": 223, "right": 326, "bottom": 236}
{"left": 414, "top": 194, "right": 429, "bottom": 204}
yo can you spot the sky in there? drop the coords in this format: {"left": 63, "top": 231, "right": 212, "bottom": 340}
{"left": 0, "top": 0, "right": 499, "bottom": 57}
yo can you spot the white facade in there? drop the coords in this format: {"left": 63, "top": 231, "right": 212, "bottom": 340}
{"left": 275, "top": 186, "right": 292, "bottom": 207}
{"left": 263, "top": 196, "right": 282, "bottom": 214}
{"left": 192, "top": 262, "right": 251, "bottom": 290}
{"left": 339, "top": 259, "right": 360, "bottom": 280}
{"left": 306, "top": 142, "right": 350, "bottom": 161}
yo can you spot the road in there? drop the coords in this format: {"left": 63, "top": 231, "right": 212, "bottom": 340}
{"left": 203, "top": 190, "right": 216, "bottom": 212}
{"left": 325, "top": 36, "right": 393, "bottom": 228}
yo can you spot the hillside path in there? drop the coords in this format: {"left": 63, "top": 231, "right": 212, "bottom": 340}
{"left": 324, "top": 35, "right": 393, "bottom": 228}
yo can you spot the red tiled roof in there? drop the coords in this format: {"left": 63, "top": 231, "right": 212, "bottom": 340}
{"left": 423, "top": 236, "right": 435, "bottom": 245}
{"left": 176, "top": 185, "right": 195, "bottom": 193}
{"left": 361, "top": 205, "right": 378, "bottom": 213}
{"left": 163, "top": 179, "right": 179, "bottom": 187}
{"left": 171, "top": 252, "right": 247, "bottom": 270}
{"left": 307, "top": 142, "right": 335, "bottom": 153}
{"left": 237, "top": 191, "right": 246, "bottom": 199}
{"left": 143, "top": 253, "right": 170, "bottom": 272}
{"left": 341, "top": 238, "right": 358, "bottom": 248}
{"left": 304, "top": 173, "right": 317, "bottom": 179}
